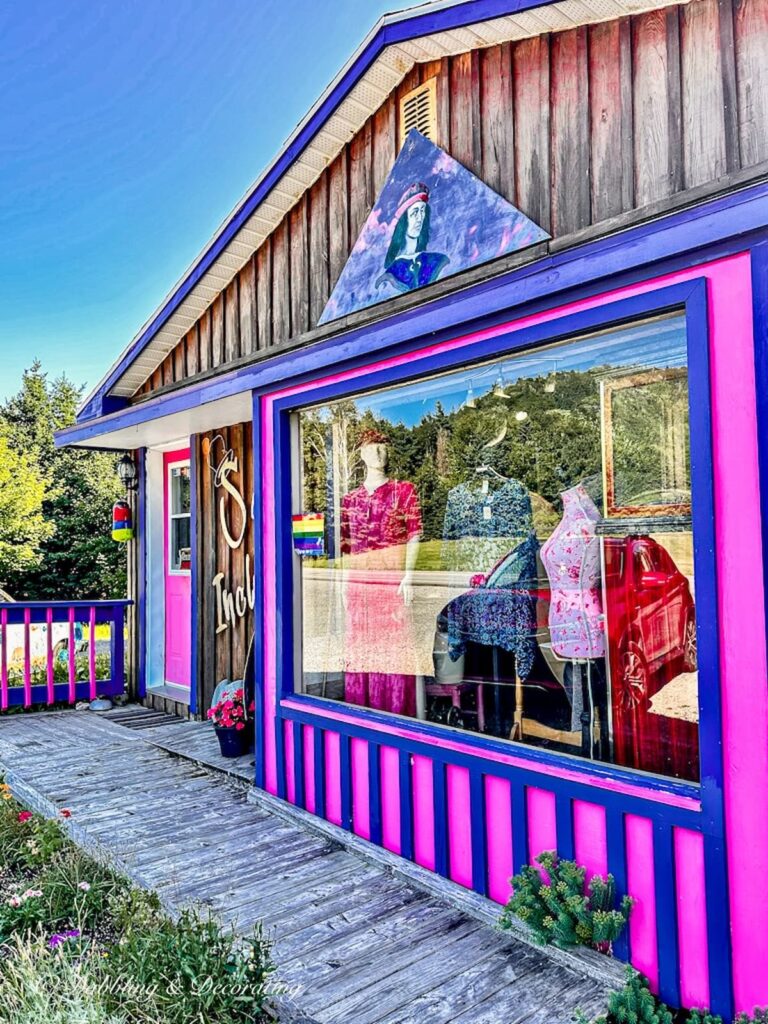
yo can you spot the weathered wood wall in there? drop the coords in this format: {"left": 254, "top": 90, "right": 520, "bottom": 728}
{"left": 134, "top": 0, "right": 768, "bottom": 400}
{"left": 194, "top": 423, "right": 255, "bottom": 713}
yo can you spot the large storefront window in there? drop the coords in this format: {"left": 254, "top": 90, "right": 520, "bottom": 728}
{"left": 293, "top": 314, "right": 699, "bottom": 782}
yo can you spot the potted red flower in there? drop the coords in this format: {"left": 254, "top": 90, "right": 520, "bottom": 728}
{"left": 206, "top": 687, "right": 254, "bottom": 758}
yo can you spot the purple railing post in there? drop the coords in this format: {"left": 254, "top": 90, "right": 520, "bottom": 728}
{"left": 46, "top": 606, "right": 54, "bottom": 706}
{"left": 0, "top": 608, "right": 7, "bottom": 711}
{"left": 68, "top": 607, "right": 76, "bottom": 705}
{"left": 88, "top": 606, "right": 97, "bottom": 701}
{"left": 110, "top": 604, "right": 125, "bottom": 699}
{"left": 22, "top": 607, "right": 31, "bottom": 708}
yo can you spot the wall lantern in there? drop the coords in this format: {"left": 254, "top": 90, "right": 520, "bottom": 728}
{"left": 117, "top": 453, "right": 137, "bottom": 491}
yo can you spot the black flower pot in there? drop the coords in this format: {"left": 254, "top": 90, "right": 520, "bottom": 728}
{"left": 214, "top": 726, "right": 251, "bottom": 758}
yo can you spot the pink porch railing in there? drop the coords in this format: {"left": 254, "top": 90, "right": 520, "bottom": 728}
{"left": 0, "top": 601, "right": 131, "bottom": 711}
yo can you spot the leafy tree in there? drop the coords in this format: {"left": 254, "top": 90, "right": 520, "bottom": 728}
{"left": 0, "top": 423, "right": 52, "bottom": 583}
{"left": 1, "top": 363, "right": 126, "bottom": 600}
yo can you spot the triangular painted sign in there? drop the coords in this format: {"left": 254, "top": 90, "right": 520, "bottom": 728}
{"left": 318, "top": 129, "right": 549, "bottom": 325}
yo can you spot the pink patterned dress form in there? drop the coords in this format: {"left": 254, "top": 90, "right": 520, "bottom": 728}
{"left": 540, "top": 485, "right": 605, "bottom": 660}
{"left": 340, "top": 479, "right": 422, "bottom": 716}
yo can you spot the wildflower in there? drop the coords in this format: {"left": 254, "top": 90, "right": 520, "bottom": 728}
{"left": 78, "top": 881, "right": 91, "bottom": 892}
{"left": 60, "top": 808, "right": 72, "bottom": 819}
{"left": 8, "top": 896, "right": 22, "bottom": 909}
{"left": 17, "top": 811, "right": 32, "bottom": 823}
{"left": 49, "top": 929, "right": 80, "bottom": 948}
{"left": 22, "top": 889, "right": 43, "bottom": 899}
{"left": 2, "top": 793, "right": 12, "bottom": 801}
{"left": 0, "top": 783, "right": 11, "bottom": 793}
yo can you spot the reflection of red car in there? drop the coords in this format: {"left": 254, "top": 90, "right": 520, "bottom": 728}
{"left": 603, "top": 534, "right": 698, "bottom": 781}
{"left": 604, "top": 535, "right": 697, "bottom": 710}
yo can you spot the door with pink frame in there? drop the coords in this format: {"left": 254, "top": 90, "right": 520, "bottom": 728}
{"left": 164, "top": 449, "right": 192, "bottom": 688}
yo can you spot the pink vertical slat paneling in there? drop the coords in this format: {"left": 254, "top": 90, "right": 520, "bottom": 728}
{"left": 626, "top": 813, "right": 659, "bottom": 991}
{"left": 351, "top": 738, "right": 370, "bottom": 840}
{"left": 573, "top": 800, "right": 608, "bottom": 881}
{"left": 303, "top": 725, "right": 315, "bottom": 814}
{"left": 413, "top": 754, "right": 435, "bottom": 870}
{"left": 527, "top": 787, "right": 557, "bottom": 860}
{"left": 380, "top": 745, "right": 400, "bottom": 854}
{"left": 67, "top": 607, "right": 76, "bottom": 705}
{"left": 486, "top": 775, "right": 513, "bottom": 904}
{"left": 45, "top": 607, "right": 54, "bottom": 705}
{"left": 284, "top": 720, "right": 296, "bottom": 804}
{"left": 675, "top": 827, "right": 710, "bottom": 1009}
{"left": 324, "top": 731, "right": 342, "bottom": 826}
{"left": 22, "top": 607, "right": 31, "bottom": 707}
{"left": 88, "top": 606, "right": 97, "bottom": 700}
{"left": 1, "top": 608, "right": 8, "bottom": 711}
{"left": 447, "top": 764, "right": 473, "bottom": 888}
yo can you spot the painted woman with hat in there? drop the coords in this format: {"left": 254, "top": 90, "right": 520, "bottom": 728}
{"left": 376, "top": 182, "right": 449, "bottom": 294}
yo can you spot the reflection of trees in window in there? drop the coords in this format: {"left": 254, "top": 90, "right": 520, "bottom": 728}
{"left": 606, "top": 371, "right": 690, "bottom": 510}
{"left": 300, "top": 363, "right": 687, "bottom": 545}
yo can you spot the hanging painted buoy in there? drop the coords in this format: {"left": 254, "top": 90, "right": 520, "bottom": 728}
{"left": 112, "top": 500, "right": 134, "bottom": 542}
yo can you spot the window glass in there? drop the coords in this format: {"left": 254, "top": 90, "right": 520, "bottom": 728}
{"left": 169, "top": 465, "right": 191, "bottom": 572}
{"left": 293, "top": 315, "right": 699, "bottom": 782}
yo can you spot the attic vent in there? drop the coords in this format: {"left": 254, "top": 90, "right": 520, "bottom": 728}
{"left": 399, "top": 78, "right": 437, "bottom": 148}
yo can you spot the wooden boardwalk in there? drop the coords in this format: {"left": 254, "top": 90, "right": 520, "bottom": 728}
{"left": 0, "top": 710, "right": 617, "bottom": 1024}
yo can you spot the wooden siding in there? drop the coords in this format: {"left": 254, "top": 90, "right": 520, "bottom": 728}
{"left": 134, "top": 0, "right": 768, "bottom": 400}
{"left": 194, "top": 422, "right": 254, "bottom": 713}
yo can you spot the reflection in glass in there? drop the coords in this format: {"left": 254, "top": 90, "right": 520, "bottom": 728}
{"left": 294, "top": 314, "right": 699, "bottom": 783}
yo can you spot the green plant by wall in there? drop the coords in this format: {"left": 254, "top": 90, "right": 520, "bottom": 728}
{"left": 500, "top": 851, "right": 633, "bottom": 950}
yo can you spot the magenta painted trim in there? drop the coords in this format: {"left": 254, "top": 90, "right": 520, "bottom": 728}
{"left": 447, "top": 765, "right": 473, "bottom": 889}
{"left": 45, "top": 607, "right": 54, "bottom": 705}
{"left": 67, "top": 608, "right": 76, "bottom": 704}
{"left": 527, "top": 788, "right": 557, "bottom": 862}
{"left": 324, "top": 731, "right": 342, "bottom": 826}
{"left": 88, "top": 606, "right": 97, "bottom": 701}
{"left": 627, "top": 814, "right": 659, "bottom": 992}
{"left": 485, "top": 776, "right": 513, "bottom": 904}
{"left": 351, "top": 738, "right": 371, "bottom": 840}
{"left": 573, "top": 801, "right": 608, "bottom": 882}
{"left": 380, "top": 745, "right": 401, "bottom": 854}
{"left": 303, "top": 725, "right": 316, "bottom": 814}
{"left": 412, "top": 754, "right": 436, "bottom": 870}
{"left": 0, "top": 609, "right": 7, "bottom": 711}
{"left": 675, "top": 827, "right": 710, "bottom": 1010}
{"left": 22, "top": 607, "right": 31, "bottom": 708}
{"left": 706, "top": 258, "right": 768, "bottom": 1013}
{"left": 284, "top": 720, "right": 296, "bottom": 804}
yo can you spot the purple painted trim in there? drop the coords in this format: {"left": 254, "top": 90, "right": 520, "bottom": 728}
{"left": 77, "top": 0, "right": 568, "bottom": 420}
{"left": 60, "top": 181, "right": 768, "bottom": 445}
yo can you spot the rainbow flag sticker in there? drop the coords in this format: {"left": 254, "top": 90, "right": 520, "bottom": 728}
{"left": 292, "top": 513, "right": 325, "bottom": 557}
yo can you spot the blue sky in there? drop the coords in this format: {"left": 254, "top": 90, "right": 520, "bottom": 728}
{"left": 0, "top": 0, "right": 395, "bottom": 402}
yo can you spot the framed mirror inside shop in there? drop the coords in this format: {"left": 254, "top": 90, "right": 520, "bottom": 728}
{"left": 289, "top": 312, "right": 701, "bottom": 783}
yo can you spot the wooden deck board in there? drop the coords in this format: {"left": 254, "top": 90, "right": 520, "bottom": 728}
{"left": 0, "top": 711, "right": 613, "bottom": 1023}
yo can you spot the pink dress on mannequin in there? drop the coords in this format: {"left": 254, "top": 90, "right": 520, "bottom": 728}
{"left": 341, "top": 478, "right": 422, "bottom": 716}
{"left": 540, "top": 484, "right": 606, "bottom": 660}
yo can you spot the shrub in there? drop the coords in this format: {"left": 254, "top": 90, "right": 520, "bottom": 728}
{"left": 501, "top": 851, "right": 633, "bottom": 950}
{"left": 101, "top": 908, "right": 276, "bottom": 1024}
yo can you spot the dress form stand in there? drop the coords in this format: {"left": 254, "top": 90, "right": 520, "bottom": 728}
{"left": 541, "top": 484, "right": 607, "bottom": 755}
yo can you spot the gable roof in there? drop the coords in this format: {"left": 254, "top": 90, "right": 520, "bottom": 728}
{"left": 79, "top": 0, "right": 690, "bottom": 421}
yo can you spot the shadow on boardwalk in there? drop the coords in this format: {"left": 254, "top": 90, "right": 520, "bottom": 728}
{"left": 0, "top": 708, "right": 620, "bottom": 1024}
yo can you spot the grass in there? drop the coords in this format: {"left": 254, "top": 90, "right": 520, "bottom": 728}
{"left": 0, "top": 781, "right": 277, "bottom": 1023}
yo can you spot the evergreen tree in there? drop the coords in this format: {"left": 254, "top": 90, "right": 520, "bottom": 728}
{"left": 0, "top": 423, "right": 52, "bottom": 584}
{"left": 1, "top": 363, "right": 126, "bottom": 600}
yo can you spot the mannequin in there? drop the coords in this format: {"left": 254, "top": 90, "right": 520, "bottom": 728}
{"left": 540, "top": 484, "right": 606, "bottom": 752}
{"left": 340, "top": 429, "right": 422, "bottom": 716}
